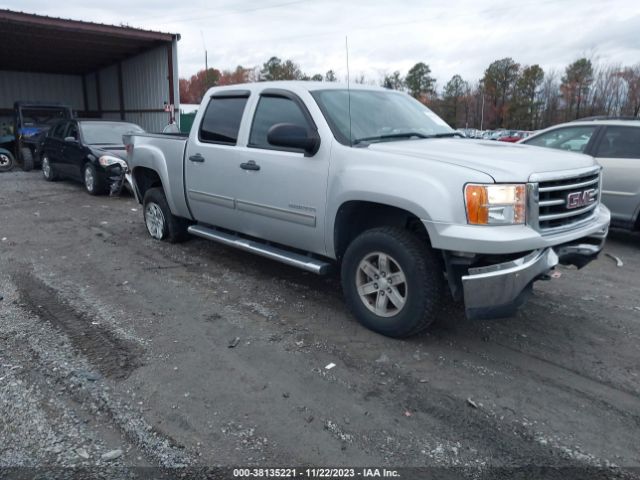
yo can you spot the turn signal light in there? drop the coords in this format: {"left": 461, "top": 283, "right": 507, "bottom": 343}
{"left": 465, "top": 184, "right": 526, "bottom": 225}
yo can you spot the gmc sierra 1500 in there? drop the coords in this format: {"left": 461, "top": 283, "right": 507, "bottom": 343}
{"left": 125, "top": 82, "right": 610, "bottom": 337}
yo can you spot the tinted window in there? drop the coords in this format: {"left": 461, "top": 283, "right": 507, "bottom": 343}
{"left": 66, "top": 123, "right": 79, "bottom": 140}
{"left": 51, "top": 122, "right": 67, "bottom": 139}
{"left": 79, "top": 121, "right": 144, "bottom": 145}
{"left": 199, "top": 97, "right": 248, "bottom": 144}
{"left": 524, "top": 126, "right": 597, "bottom": 153}
{"left": 595, "top": 126, "right": 640, "bottom": 159}
{"left": 249, "top": 96, "right": 312, "bottom": 149}
{"left": 20, "top": 107, "right": 71, "bottom": 127}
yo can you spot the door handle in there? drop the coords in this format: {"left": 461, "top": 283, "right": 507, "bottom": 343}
{"left": 240, "top": 160, "right": 260, "bottom": 171}
{"left": 189, "top": 153, "right": 205, "bottom": 163}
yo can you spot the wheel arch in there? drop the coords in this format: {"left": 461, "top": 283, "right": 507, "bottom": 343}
{"left": 132, "top": 166, "right": 164, "bottom": 204}
{"left": 332, "top": 200, "right": 431, "bottom": 262}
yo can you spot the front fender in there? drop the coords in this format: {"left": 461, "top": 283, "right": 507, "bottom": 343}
{"left": 325, "top": 152, "right": 494, "bottom": 257}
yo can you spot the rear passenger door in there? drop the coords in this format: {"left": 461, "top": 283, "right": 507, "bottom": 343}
{"left": 184, "top": 91, "right": 250, "bottom": 232}
{"left": 45, "top": 121, "right": 68, "bottom": 170}
{"left": 62, "top": 121, "right": 84, "bottom": 180}
{"left": 593, "top": 125, "right": 640, "bottom": 224}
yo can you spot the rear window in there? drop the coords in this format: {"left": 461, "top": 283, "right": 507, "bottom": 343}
{"left": 199, "top": 97, "right": 248, "bottom": 145}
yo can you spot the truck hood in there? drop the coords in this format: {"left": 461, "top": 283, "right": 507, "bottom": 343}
{"left": 368, "top": 138, "right": 596, "bottom": 182}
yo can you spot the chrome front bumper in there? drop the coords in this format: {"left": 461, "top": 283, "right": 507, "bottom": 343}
{"left": 461, "top": 228, "right": 607, "bottom": 319}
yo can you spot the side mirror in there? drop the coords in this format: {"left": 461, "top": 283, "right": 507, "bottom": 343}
{"left": 64, "top": 136, "right": 77, "bottom": 143}
{"left": 267, "top": 123, "right": 320, "bottom": 156}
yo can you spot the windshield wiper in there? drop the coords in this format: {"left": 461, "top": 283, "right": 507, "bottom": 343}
{"left": 423, "top": 132, "right": 465, "bottom": 138}
{"left": 352, "top": 132, "right": 429, "bottom": 145}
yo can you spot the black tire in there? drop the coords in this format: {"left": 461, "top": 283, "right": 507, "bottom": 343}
{"left": 41, "top": 154, "right": 57, "bottom": 181}
{"left": 83, "top": 163, "right": 106, "bottom": 195}
{"left": 142, "top": 187, "right": 189, "bottom": 243}
{"left": 21, "top": 147, "right": 34, "bottom": 172}
{"left": 0, "top": 149, "right": 14, "bottom": 172}
{"left": 341, "top": 226, "right": 445, "bottom": 338}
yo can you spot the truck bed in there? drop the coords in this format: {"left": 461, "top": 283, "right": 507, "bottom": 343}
{"left": 124, "top": 132, "right": 191, "bottom": 219}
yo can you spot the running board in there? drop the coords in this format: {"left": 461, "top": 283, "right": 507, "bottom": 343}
{"left": 188, "top": 225, "right": 332, "bottom": 275}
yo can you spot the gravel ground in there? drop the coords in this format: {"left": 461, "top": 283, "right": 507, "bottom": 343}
{"left": 1, "top": 170, "right": 639, "bottom": 479}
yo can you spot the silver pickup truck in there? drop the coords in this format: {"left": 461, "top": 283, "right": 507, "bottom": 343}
{"left": 125, "top": 81, "right": 610, "bottom": 337}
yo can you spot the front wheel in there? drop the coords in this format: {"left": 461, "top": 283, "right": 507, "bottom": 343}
{"left": 0, "top": 149, "right": 14, "bottom": 172}
{"left": 142, "top": 187, "right": 189, "bottom": 243}
{"left": 83, "top": 163, "right": 106, "bottom": 195}
{"left": 341, "top": 227, "right": 445, "bottom": 338}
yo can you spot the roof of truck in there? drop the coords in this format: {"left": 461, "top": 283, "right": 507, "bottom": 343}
{"left": 205, "top": 81, "right": 392, "bottom": 96}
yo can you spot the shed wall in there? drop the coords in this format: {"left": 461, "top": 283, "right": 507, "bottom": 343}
{"left": 0, "top": 71, "right": 84, "bottom": 110}
{"left": 0, "top": 42, "right": 178, "bottom": 132}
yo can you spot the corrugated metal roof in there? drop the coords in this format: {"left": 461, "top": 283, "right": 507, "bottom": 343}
{"left": 0, "top": 9, "right": 179, "bottom": 75}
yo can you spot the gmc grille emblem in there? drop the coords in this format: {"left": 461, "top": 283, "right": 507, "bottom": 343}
{"left": 566, "top": 189, "right": 597, "bottom": 209}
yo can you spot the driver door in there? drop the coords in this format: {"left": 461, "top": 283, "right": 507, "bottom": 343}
{"left": 233, "top": 91, "right": 329, "bottom": 254}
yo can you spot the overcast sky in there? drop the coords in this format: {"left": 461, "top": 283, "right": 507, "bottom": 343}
{"left": 3, "top": 0, "right": 640, "bottom": 89}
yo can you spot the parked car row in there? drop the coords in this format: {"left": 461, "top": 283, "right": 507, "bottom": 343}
{"left": 455, "top": 129, "right": 534, "bottom": 141}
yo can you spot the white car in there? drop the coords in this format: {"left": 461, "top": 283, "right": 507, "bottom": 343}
{"left": 521, "top": 118, "right": 640, "bottom": 231}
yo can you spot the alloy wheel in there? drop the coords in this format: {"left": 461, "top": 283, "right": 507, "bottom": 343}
{"left": 355, "top": 251, "right": 407, "bottom": 317}
{"left": 145, "top": 202, "right": 165, "bottom": 239}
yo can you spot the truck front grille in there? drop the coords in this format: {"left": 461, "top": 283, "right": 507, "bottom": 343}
{"left": 535, "top": 169, "right": 601, "bottom": 233}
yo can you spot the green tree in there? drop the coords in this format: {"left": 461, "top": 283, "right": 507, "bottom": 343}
{"left": 511, "top": 65, "right": 544, "bottom": 129}
{"left": 260, "top": 56, "right": 303, "bottom": 81}
{"left": 325, "top": 70, "right": 337, "bottom": 82}
{"left": 483, "top": 57, "right": 520, "bottom": 128}
{"left": 310, "top": 74, "right": 323, "bottom": 81}
{"left": 382, "top": 71, "right": 404, "bottom": 90}
{"left": 441, "top": 74, "right": 468, "bottom": 127}
{"left": 561, "top": 58, "right": 593, "bottom": 119}
{"left": 405, "top": 62, "right": 436, "bottom": 99}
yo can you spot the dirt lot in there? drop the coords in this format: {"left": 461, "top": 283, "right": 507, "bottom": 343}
{"left": 1, "top": 170, "right": 639, "bottom": 478}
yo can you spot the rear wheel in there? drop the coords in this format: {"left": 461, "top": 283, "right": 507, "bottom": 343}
{"left": 20, "top": 147, "right": 34, "bottom": 172}
{"left": 0, "top": 149, "right": 14, "bottom": 172}
{"left": 142, "top": 187, "right": 189, "bottom": 243}
{"left": 341, "top": 226, "right": 445, "bottom": 338}
{"left": 41, "top": 154, "right": 57, "bottom": 181}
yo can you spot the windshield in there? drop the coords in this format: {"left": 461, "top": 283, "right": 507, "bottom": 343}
{"left": 79, "top": 121, "right": 144, "bottom": 145}
{"left": 20, "top": 107, "right": 71, "bottom": 127}
{"left": 311, "top": 89, "right": 453, "bottom": 145}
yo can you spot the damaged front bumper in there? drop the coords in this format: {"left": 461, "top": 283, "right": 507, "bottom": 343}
{"left": 461, "top": 227, "right": 607, "bottom": 320}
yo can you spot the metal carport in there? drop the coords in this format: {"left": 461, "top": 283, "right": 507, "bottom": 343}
{"left": 0, "top": 9, "right": 180, "bottom": 132}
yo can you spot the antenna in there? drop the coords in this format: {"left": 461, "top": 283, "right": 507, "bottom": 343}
{"left": 200, "top": 30, "right": 209, "bottom": 87}
{"left": 346, "top": 36, "right": 352, "bottom": 146}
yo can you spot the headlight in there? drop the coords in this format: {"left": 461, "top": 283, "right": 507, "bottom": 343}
{"left": 98, "top": 155, "right": 127, "bottom": 168}
{"left": 465, "top": 184, "right": 526, "bottom": 225}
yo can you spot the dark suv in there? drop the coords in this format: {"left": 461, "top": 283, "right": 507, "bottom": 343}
{"left": 0, "top": 102, "right": 75, "bottom": 171}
